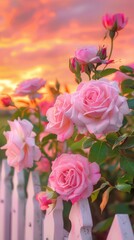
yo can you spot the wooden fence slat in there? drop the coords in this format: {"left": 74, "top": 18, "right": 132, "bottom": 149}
{"left": 24, "top": 171, "right": 43, "bottom": 240}
{"left": 107, "top": 214, "right": 134, "bottom": 240}
{"left": 43, "top": 197, "right": 64, "bottom": 240}
{"left": 1, "top": 158, "right": 134, "bottom": 240}
{"left": 0, "top": 160, "right": 12, "bottom": 240}
{"left": 68, "top": 199, "right": 93, "bottom": 240}
{"left": 11, "top": 170, "right": 26, "bottom": 240}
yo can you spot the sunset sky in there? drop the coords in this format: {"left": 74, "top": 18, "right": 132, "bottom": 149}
{"left": 0, "top": 0, "right": 134, "bottom": 94}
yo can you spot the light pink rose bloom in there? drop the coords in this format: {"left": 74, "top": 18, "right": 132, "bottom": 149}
{"left": 113, "top": 63, "right": 134, "bottom": 84}
{"left": 14, "top": 78, "right": 46, "bottom": 99}
{"left": 36, "top": 190, "right": 56, "bottom": 210}
{"left": 46, "top": 93, "right": 74, "bottom": 142}
{"left": 66, "top": 79, "right": 130, "bottom": 136}
{"left": 75, "top": 47, "right": 111, "bottom": 69}
{"left": 1, "top": 118, "right": 41, "bottom": 171}
{"left": 75, "top": 46, "right": 98, "bottom": 64}
{"left": 49, "top": 153, "right": 101, "bottom": 204}
{"left": 35, "top": 157, "right": 51, "bottom": 174}
{"left": 102, "top": 13, "right": 128, "bottom": 31}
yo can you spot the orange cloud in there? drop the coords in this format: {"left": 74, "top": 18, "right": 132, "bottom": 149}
{"left": 0, "top": 0, "right": 133, "bottom": 94}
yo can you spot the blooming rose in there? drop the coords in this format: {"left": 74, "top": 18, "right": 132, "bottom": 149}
{"left": 35, "top": 157, "right": 51, "bottom": 174}
{"left": 75, "top": 46, "right": 98, "bottom": 64}
{"left": 1, "top": 118, "right": 41, "bottom": 171}
{"left": 36, "top": 190, "right": 56, "bottom": 210}
{"left": 48, "top": 153, "right": 101, "bottom": 204}
{"left": 74, "top": 47, "right": 111, "bottom": 70}
{"left": 102, "top": 13, "right": 128, "bottom": 32}
{"left": 66, "top": 79, "right": 130, "bottom": 136}
{"left": 14, "top": 78, "right": 46, "bottom": 99}
{"left": 46, "top": 93, "right": 74, "bottom": 142}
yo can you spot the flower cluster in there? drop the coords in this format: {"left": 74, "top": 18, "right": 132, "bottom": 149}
{"left": 46, "top": 79, "right": 130, "bottom": 139}
{"left": 1, "top": 12, "right": 134, "bottom": 216}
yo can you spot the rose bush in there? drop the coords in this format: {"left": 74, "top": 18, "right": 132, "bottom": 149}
{"left": 0, "top": 12, "right": 134, "bottom": 236}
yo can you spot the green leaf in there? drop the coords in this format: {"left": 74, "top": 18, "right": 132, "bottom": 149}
{"left": 93, "top": 217, "right": 113, "bottom": 233}
{"left": 41, "top": 134, "right": 57, "bottom": 144}
{"left": 93, "top": 68, "right": 117, "bottom": 79}
{"left": 120, "top": 156, "right": 134, "bottom": 176}
{"left": 41, "top": 115, "right": 48, "bottom": 123}
{"left": 119, "top": 136, "right": 134, "bottom": 149}
{"left": 117, "top": 174, "right": 133, "bottom": 184}
{"left": 115, "top": 183, "right": 131, "bottom": 193}
{"left": 12, "top": 107, "right": 30, "bottom": 119}
{"left": 70, "top": 137, "right": 86, "bottom": 151}
{"left": 82, "top": 138, "right": 95, "bottom": 149}
{"left": 112, "top": 134, "right": 128, "bottom": 149}
{"left": 113, "top": 203, "right": 134, "bottom": 214}
{"left": 106, "top": 133, "right": 118, "bottom": 145}
{"left": 119, "top": 65, "right": 134, "bottom": 73}
{"left": 89, "top": 141, "right": 108, "bottom": 164}
{"left": 121, "top": 79, "right": 134, "bottom": 94}
{"left": 91, "top": 182, "right": 109, "bottom": 202}
{"left": 127, "top": 99, "right": 134, "bottom": 109}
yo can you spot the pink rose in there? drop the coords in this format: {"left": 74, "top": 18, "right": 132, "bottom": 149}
{"left": 35, "top": 157, "right": 51, "bottom": 174}
{"left": 39, "top": 100, "right": 54, "bottom": 116}
{"left": 66, "top": 79, "right": 130, "bottom": 136}
{"left": 36, "top": 190, "right": 56, "bottom": 210}
{"left": 113, "top": 63, "right": 134, "bottom": 84}
{"left": 46, "top": 93, "right": 74, "bottom": 142}
{"left": 48, "top": 153, "right": 101, "bottom": 204}
{"left": 75, "top": 46, "right": 98, "bottom": 64}
{"left": 74, "top": 47, "right": 111, "bottom": 69}
{"left": 1, "top": 118, "right": 41, "bottom": 171}
{"left": 102, "top": 13, "right": 128, "bottom": 31}
{"left": 39, "top": 100, "right": 54, "bottom": 126}
{"left": 14, "top": 78, "right": 46, "bottom": 99}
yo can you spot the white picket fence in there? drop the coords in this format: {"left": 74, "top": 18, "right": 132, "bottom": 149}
{"left": 0, "top": 159, "right": 133, "bottom": 240}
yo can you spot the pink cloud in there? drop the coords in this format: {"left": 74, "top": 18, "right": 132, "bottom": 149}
{"left": 0, "top": 0, "right": 133, "bottom": 89}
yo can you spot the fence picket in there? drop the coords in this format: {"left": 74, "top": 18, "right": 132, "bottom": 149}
{"left": 0, "top": 159, "right": 133, "bottom": 240}
{"left": 107, "top": 214, "right": 134, "bottom": 240}
{"left": 0, "top": 160, "right": 12, "bottom": 240}
{"left": 24, "top": 171, "right": 43, "bottom": 240}
{"left": 68, "top": 199, "right": 93, "bottom": 240}
{"left": 11, "top": 170, "right": 26, "bottom": 240}
{"left": 43, "top": 196, "right": 64, "bottom": 240}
